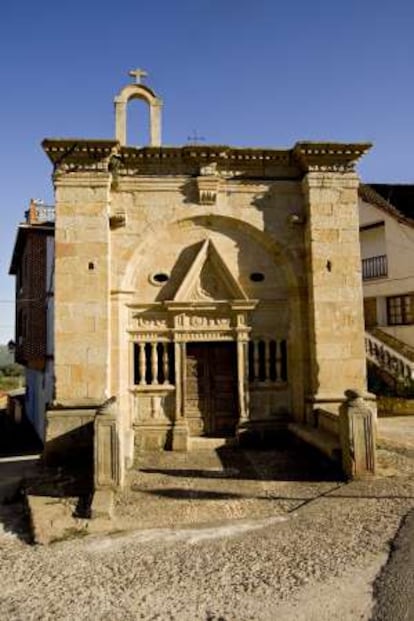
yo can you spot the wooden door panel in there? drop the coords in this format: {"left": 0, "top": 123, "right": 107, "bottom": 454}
{"left": 185, "top": 342, "right": 238, "bottom": 437}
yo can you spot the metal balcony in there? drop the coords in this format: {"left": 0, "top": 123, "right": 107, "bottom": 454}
{"left": 362, "top": 255, "right": 387, "bottom": 280}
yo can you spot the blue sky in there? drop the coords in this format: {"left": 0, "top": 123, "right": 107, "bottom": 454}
{"left": 1, "top": 0, "right": 413, "bottom": 342}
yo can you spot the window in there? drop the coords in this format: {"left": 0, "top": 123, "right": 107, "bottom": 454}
{"left": 133, "top": 341, "right": 175, "bottom": 385}
{"left": 150, "top": 272, "right": 170, "bottom": 286}
{"left": 387, "top": 294, "right": 414, "bottom": 326}
{"left": 248, "top": 338, "right": 287, "bottom": 383}
{"left": 250, "top": 272, "right": 265, "bottom": 282}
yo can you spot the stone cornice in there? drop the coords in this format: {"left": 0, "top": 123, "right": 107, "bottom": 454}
{"left": 42, "top": 139, "right": 371, "bottom": 178}
{"left": 42, "top": 139, "right": 118, "bottom": 174}
{"left": 293, "top": 142, "right": 371, "bottom": 172}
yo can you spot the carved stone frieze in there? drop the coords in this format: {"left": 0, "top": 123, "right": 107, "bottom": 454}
{"left": 132, "top": 332, "right": 169, "bottom": 341}
{"left": 133, "top": 315, "right": 168, "bottom": 329}
{"left": 175, "top": 331, "right": 232, "bottom": 342}
{"left": 185, "top": 315, "right": 231, "bottom": 328}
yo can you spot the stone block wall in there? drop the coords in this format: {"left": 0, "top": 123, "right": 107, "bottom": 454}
{"left": 303, "top": 172, "right": 366, "bottom": 415}
{"left": 53, "top": 173, "right": 111, "bottom": 407}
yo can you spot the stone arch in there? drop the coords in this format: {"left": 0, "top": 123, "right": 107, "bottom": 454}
{"left": 120, "top": 213, "right": 307, "bottom": 420}
{"left": 114, "top": 83, "right": 163, "bottom": 146}
{"left": 122, "top": 213, "right": 300, "bottom": 296}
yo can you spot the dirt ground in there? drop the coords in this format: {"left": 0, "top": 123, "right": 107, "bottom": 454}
{"left": 0, "top": 442, "right": 413, "bottom": 620}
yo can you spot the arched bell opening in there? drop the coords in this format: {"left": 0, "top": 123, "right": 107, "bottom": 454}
{"left": 114, "top": 76, "right": 163, "bottom": 146}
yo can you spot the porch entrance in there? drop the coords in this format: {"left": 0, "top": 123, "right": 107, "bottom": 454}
{"left": 185, "top": 342, "right": 239, "bottom": 437}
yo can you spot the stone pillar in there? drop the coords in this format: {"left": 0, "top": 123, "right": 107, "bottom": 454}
{"left": 92, "top": 397, "right": 124, "bottom": 519}
{"left": 172, "top": 341, "right": 189, "bottom": 451}
{"left": 303, "top": 172, "right": 366, "bottom": 417}
{"left": 149, "top": 101, "right": 162, "bottom": 147}
{"left": 237, "top": 339, "right": 248, "bottom": 423}
{"left": 45, "top": 171, "right": 112, "bottom": 462}
{"left": 339, "top": 390, "right": 376, "bottom": 479}
{"left": 114, "top": 100, "right": 127, "bottom": 145}
{"left": 53, "top": 172, "right": 111, "bottom": 406}
{"left": 236, "top": 339, "right": 250, "bottom": 444}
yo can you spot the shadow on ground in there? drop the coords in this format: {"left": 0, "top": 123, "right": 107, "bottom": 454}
{"left": 139, "top": 436, "right": 343, "bottom": 483}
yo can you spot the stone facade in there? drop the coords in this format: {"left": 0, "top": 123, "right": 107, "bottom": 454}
{"left": 40, "top": 75, "right": 371, "bottom": 467}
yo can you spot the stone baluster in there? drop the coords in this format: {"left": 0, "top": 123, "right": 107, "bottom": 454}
{"left": 139, "top": 342, "right": 146, "bottom": 385}
{"left": 151, "top": 342, "right": 158, "bottom": 385}
{"left": 266, "top": 339, "right": 272, "bottom": 383}
{"left": 162, "top": 343, "right": 169, "bottom": 384}
{"left": 253, "top": 341, "right": 260, "bottom": 382}
{"left": 275, "top": 340, "right": 282, "bottom": 381}
{"left": 262, "top": 341, "right": 267, "bottom": 382}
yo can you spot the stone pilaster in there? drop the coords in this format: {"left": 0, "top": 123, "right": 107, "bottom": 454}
{"left": 53, "top": 172, "right": 111, "bottom": 408}
{"left": 303, "top": 172, "right": 366, "bottom": 415}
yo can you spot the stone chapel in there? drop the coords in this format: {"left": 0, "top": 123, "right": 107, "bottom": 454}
{"left": 40, "top": 70, "right": 371, "bottom": 468}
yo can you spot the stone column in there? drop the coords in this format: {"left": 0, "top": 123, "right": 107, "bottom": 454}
{"left": 237, "top": 339, "right": 249, "bottom": 423}
{"left": 303, "top": 172, "right": 366, "bottom": 418}
{"left": 172, "top": 340, "right": 189, "bottom": 451}
{"left": 339, "top": 390, "right": 376, "bottom": 478}
{"left": 236, "top": 337, "right": 251, "bottom": 446}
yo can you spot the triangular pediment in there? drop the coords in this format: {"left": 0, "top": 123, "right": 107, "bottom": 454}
{"left": 173, "top": 239, "right": 248, "bottom": 302}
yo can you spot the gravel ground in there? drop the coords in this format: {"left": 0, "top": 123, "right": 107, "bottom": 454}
{"left": 0, "top": 447, "right": 413, "bottom": 621}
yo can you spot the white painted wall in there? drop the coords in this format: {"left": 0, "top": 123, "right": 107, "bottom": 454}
{"left": 359, "top": 198, "right": 414, "bottom": 347}
{"left": 360, "top": 199, "right": 414, "bottom": 296}
{"left": 359, "top": 224, "right": 385, "bottom": 260}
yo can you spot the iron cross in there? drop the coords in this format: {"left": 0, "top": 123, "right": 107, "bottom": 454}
{"left": 129, "top": 68, "right": 148, "bottom": 84}
{"left": 187, "top": 129, "right": 206, "bottom": 144}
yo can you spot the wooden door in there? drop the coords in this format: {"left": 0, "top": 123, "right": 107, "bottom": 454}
{"left": 185, "top": 342, "right": 238, "bottom": 437}
{"left": 364, "top": 297, "right": 378, "bottom": 328}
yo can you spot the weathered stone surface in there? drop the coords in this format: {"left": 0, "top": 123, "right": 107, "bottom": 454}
{"left": 340, "top": 390, "right": 377, "bottom": 478}
{"left": 41, "top": 78, "right": 371, "bottom": 468}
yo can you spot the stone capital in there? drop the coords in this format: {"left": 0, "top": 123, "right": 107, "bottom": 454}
{"left": 302, "top": 170, "right": 360, "bottom": 191}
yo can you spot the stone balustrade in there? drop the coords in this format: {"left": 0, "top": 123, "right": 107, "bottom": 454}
{"left": 365, "top": 331, "right": 414, "bottom": 382}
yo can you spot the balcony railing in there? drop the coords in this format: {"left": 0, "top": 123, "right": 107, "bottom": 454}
{"left": 362, "top": 255, "right": 387, "bottom": 280}
{"left": 25, "top": 201, "right": 55, "bottom": 224}
{"left": 365, "top": 331, "right": 414, "bottom": 382}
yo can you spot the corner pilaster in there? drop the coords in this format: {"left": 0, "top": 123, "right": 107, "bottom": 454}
{"left": 303, "top": 171, "right": 366, "bottom": 414}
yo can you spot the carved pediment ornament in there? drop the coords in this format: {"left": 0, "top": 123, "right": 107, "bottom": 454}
{"left": 173, "top": 238, "right": 249, "bottom": 304}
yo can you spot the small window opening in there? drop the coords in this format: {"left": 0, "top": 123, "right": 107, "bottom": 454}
{"left": 150, "top": 272, "right": 170, "bottom": 285}
{"left": 250, "top": 272, "right": 265, "bottom": 282}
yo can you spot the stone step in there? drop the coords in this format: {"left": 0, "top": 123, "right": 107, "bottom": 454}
{"left": 288, "top": 423, "right": 341, "bottom": 462}
{"left": 188, "top": 436, "right": 237, "bottom": 451}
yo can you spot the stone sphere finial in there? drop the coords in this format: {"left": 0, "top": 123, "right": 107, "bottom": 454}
{"left": 345, "top": 389, "right": 363, "bottom": 401}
